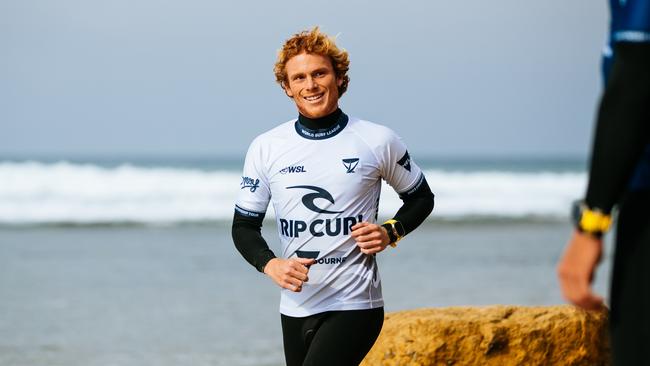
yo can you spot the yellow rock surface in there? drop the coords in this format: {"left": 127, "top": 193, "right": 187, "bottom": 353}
{"left": 362, "top": 305, "right": 609, "bottom": 366}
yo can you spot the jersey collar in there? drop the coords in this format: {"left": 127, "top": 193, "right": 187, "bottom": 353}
{"left": 294, "top": 112, "right": 349, "bottom": 140}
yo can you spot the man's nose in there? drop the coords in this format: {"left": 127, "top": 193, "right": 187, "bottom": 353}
{"left": 306, "top": 77, "right": 318, "bottom": 90}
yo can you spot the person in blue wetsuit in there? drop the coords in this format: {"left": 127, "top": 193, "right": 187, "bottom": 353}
{"left": 557, "top": 1, "right": 650, "bottom": 364}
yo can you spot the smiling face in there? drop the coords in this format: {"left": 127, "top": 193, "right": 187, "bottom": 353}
{"left": 283, "top": 53, "right": 343, "bottom": 119}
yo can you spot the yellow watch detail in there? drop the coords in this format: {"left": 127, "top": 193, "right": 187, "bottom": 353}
{"left": 383, "top": 219, "right": 403, "bottom": 248}
{"left": 579, "top": 209, "right": 612, "bottom": 233}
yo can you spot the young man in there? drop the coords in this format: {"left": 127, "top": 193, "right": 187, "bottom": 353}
{"left": 232, "top": 28, "right": 434, "bottom": 366}
{"left": 557, "top": 1, "right": 649, "bottom": 364}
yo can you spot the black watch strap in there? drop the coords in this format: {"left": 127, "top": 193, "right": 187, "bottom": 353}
{"left": 381, "top": 223, "right": 397, "bottom": 243}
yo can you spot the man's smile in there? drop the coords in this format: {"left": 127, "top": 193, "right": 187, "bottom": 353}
{"left": 303, "top": 93, "right": 324, "bottom": 102}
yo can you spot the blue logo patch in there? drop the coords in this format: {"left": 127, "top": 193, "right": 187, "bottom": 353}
{"left": 240, "top": 176, "right": 260, "bottom": 192}
{"left": 342, "top": 158, "right": 359, "bottom": 173}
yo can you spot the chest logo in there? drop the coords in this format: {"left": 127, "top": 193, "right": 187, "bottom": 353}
{"left": 286, "top": 185, "right": 343, "bottom": 214}
{"left": 342, "top": 158, "right": 359, "bottom": 174}
{"left": 279, "top": 165, "right": 307, "bottom": 174}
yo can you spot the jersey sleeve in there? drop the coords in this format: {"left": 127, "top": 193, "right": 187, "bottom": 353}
{"left": 235, "top": 137, "right": 271, "bottom": 218}
{"left": 378, "top": 129, "right": 425, "bottom": 198}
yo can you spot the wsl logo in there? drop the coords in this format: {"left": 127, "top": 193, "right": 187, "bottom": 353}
{"left": 342, "top": 158, "right": 359, "bottom": 173}
{"left": 279, "top": 165, "right": 307, "bottom": 174}
{"left": 280, "top": 185, "right": 363, "bottom": 238}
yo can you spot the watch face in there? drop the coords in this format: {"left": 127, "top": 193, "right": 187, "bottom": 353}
{"left": 395, "top": 221, "right": 406, "bottom": 237}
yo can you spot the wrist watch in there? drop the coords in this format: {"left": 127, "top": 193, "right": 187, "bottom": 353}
{"left": 382, "top": 219, "right": 405, "bottom": 247}
{"left": 571, "top": 200, "right": 612, "bottom": 238}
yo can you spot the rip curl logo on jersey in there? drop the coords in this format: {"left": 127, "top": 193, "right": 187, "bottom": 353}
{"left": 281, "top": 185, "right": 364, "bottom": 238}
{"left": 280, "top": 215, "right": 363, "bottom": 238}
{"left": 342, "top": 158, "right": 359, "bottom": 173}
{"left": 397, "top": 151, "right": 412, "bottom": 172}
{"left": 240, "top": 176, "right": 260, "bottom": 192}
{"left": 286, "top": 185, "right": 343, "bottom": 214}
{"left": 279, "top": 165, "right": 307, "bottom": 174}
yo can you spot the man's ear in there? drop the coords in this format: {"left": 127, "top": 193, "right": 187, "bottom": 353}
{"left": 282, "top": 82, "right": 294, "bottom": 98}
{"left": 337, "top": 77, "right": 343, "bottom": 88}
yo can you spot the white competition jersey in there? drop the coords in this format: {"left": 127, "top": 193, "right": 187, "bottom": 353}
{"left": 235, "top": 113, "right": 424, "bottom": 317}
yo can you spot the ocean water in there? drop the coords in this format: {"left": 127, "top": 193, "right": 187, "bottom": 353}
{"left": 0, "top": 157, "right": 587, "bottom": 225}
{"left": 0, "top": 157, "right": 614, "bottom": 366}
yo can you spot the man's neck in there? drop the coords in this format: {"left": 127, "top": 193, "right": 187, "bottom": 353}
{"left": 298, "top": 108, "right": 342, "bottom": 130}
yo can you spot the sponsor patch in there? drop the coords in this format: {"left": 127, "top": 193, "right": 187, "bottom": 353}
{"left": 397, "top": 151, "right": 411, "bottom": 172}
{"left": 279, "top": 165, "right": 307, "bottom": 174}
{"left": 295, "top": 250, "right": 347, "bottom": 265}
{"left": 240, "top": 176, "right": 260, "bottom": 192}
{"left": 342, "top": 158, "right": 359, "bottom": 174}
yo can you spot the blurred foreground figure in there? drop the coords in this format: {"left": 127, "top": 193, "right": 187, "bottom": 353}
{"left": 557, "top": 1, "right": 649, "bottom": 364}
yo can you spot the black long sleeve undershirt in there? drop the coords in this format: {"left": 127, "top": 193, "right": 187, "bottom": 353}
{"left": 393, "top": 177, "right": 435, "bottom": 236}
{"left": 232, "top": 212, "right": 276, "bottom": 273}
{"left": 232, "top": 177, "right": 435, "bottom": 273}
{"left": 585, "top": 43, "right": 650, "bottom": 213}
{"left": 298, "top": 108, "right": 342, "bottom": 129}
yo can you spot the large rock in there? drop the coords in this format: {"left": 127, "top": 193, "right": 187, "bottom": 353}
{"left": 361, "top": 305, "right": 609, "bottom": 366}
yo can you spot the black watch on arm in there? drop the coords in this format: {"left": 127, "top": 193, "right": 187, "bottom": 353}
{"left": 381, "top": 219, "right": 405, "bottom": 248}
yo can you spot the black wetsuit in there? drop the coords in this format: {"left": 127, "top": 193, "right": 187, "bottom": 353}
{"left": 281, "top": 307, "right": 384, "bottom": 366}
{"left": 587, "top": 1, "right": 650, "bottom": 363}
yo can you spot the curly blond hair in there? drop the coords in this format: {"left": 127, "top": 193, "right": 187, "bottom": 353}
{"left": 274, "top": 27, "right": 350, "bottom": 97}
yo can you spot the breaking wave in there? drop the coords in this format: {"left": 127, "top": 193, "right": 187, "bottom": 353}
{"left": 0, "top": 161, "right": 586, "bottom": 225}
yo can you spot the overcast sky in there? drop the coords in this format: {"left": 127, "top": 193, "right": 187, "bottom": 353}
{"left": 1, "top": 0, "right": 608, "bottom": 159}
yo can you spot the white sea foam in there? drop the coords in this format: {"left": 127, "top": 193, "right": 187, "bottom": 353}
{"left": 0, "top": 161, "right": 586, "bottom": 225}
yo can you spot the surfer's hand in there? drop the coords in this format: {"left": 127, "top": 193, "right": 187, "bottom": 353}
{"left": 264, "top": 257, "right": 315, "bottom": 292}
{"left": 351, "top": 222, "right": 391, "bottom": 255}
{"left": 557, "top": 230, "right": 605, "bottom": 310}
